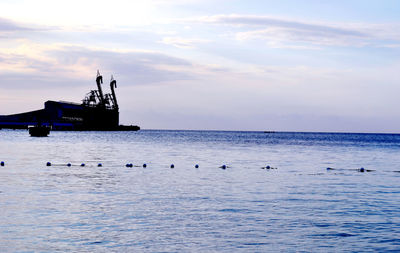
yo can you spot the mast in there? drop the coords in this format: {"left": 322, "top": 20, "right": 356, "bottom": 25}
{"left": 96, "top": 70, "right": 105, "bottom": 106}
{"left": 110, "top": 75, "right": 119, "bottom": 110}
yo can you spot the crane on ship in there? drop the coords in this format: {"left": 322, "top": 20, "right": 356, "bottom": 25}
{"left": 82, "top": 70, "right": 119, "bottom": 110}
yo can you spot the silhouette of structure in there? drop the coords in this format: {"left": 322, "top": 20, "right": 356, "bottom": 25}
{"left": 0, "top": 71, "right": 140, "bottom": 131}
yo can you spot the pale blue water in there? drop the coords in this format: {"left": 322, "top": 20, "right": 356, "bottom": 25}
{"left": 1, "top": 130, "right": 400, "bottom": 252}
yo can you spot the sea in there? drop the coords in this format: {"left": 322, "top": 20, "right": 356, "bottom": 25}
{"left": 1, "top": 129, "right": 400, "bottom": 252}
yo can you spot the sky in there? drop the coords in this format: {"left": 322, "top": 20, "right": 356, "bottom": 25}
{"left": 0, "top": 0, "right": 399, "bottom": 132}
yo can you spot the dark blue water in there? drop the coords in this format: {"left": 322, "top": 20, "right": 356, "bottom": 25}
{"left": 1, "top": 130, "right": 400, "bottom": 252}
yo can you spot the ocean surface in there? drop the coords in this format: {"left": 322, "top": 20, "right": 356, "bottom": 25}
{"left": 1, "top": 129, "right": 400, "bottom": 252}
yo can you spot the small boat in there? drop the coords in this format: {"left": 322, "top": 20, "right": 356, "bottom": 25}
{"left": 29, "top": 126, "right": 51, "bottom": 137}
{"left": 116, "top": 125, "right": 141, "bottom": 131}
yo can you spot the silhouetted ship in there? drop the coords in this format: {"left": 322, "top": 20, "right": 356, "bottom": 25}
{"left": 0, "top": 71, "right": 140, "bottom": 131}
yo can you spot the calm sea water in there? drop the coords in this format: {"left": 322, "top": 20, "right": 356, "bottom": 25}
{"left": 1, "top": 129, "right": 400, "bottom": 252}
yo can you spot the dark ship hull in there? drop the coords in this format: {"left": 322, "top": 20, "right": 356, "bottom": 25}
{"left": 0, "top": 71, "right": 140, "bottom": 131}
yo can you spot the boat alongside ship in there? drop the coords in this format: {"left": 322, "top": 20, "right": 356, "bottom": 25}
{"left": 0, "top": 71, "right": 140, "bottom": 131}
{"left": 28, "top": 125, "right": 51, "bottom": 137}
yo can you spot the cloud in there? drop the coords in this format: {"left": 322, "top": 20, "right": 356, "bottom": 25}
{"left": 160, "top": 37, "right": 210, "bottom": 48}
{"left": 202, "top": 15, "right": 367, "bottom": 36}
{"left": 0, "top": 16, "right": 56, "bottom": 40}
{"left": 0, "top": 17, "right": 33, "bottom": 39}
{"left": 193, "top": 14, "right": 400, "bottom": 47}
{"left": 0, "top": 16, "right": 56, "bottom": 33}
{"left": 379, "top": 44, "right": 400, "bottom": 48}
{"left": 0, "top": 17, "right": 31, "bottom": 32}
{"left": 48, "top": 46, "right": 195, "bottom": 83}
{"left": 0, "top": 44, "right": 197, "bottom": 89}
{"left": 234, "top": 28, "right": 365, "bottom": 47}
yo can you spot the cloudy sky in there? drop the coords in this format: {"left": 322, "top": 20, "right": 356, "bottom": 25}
{"left": 0, "top": 0, "right": 399, "bottom": 132}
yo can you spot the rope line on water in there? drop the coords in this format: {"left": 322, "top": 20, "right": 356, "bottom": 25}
{"left": 0, "top": 161, "right": 379, "bottom": 173}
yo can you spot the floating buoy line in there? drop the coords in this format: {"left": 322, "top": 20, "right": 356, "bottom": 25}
{"left": 0, "top": 161, "right": 389, "bottom": 173}
{"left": 1, "top": 161, "right": 262, "bottom": 170}
{"left": 41, "top": 162, "right": 222, "bottom": 169}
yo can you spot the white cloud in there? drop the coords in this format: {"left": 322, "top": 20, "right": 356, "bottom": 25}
{"left": 0, "top": 17, "right": 28, "bottom": 31}
{"left": 160, "top": 37, "right": 210, "bottom": 49}
{"left": 0, "top": 43, "right": 197, "bottom": 89}
{"left": 193, "top": 14, "right": 400, "bottom": 47}
{"left": 380, "top": 44, "right": 400, "bottom": 48}
{"left": 0, "top": 17, "right": 42, "bottom": 38}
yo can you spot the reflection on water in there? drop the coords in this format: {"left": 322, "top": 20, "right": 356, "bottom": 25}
{"left": 1, "top": 130, "right": 400, "bottom": 251}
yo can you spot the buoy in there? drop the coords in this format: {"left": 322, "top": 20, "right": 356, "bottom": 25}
{"left": 195, "top": 164, "right": 199, "bottom": 168}
{"left": 126, "top": 163, "right": 133, "bottom": 168}
{"left": 98, "top": 163, "right": 102, "bottom": 167}
{"left": 170, "top": 164, "right": 174, "bottom": 168}
{"left": 0, "top": 161, "right": 4, "bottom": 166}
{"left": 359, "top": 167, "right": 365, "bottom": 172}
{"left": 46, "top": 162, "right": 51, "bottom": 166}
{"left": 143, "top": 163, "right": 147, "bottom": 168}
{"left": 220, "top": 165, "right": 226, "bottom": 170}
{"left": 80, "top": 163, "right": 85, "bottom": 167}
{"left": 266, "top": 165, "right": 271, "bottom": 169}
{"left": 67, "top": 163, "right": 71, "bottom": 167}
